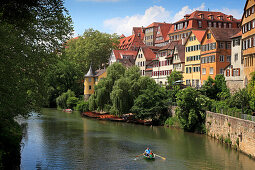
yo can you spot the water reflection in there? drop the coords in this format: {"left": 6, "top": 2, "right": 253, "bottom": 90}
{"left": 20, "top": 109, "right": 255, "bottom": 170}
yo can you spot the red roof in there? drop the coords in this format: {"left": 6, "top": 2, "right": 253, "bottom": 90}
{"left": 155, "top": 23, "right": 172, "bottom": 44}
{"left": 113, "top": 50, "right": 138, "bottom": 60}
{"left": 231, "top": 31, "right": 242, "bottom": 38}
{"left": 159, "top": 40, "right": 182, "bottom": 51}
{"left": 120, "top": 34, "right": 125, "bottom": 38}
{"left": 140, "top": 46, "right": 157, "bottom": 61}
{"left": 169, "top": 10, "right": 241, "bottom": 35}
{"left": 209, "top": 28, "right": 241, "bottom": 41}
{"left": 132, "top": 27, "right": 145, "bottom": 40}
{"left": 118, "top": 34, "right": 144, "bottom": 50}
{"left": 191, "top": 30, "right": 206, "bottom": 43}
{"left": 145, "top": 22, "right": 165, "bottom": 28}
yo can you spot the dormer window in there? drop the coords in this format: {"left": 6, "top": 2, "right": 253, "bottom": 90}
{"left": 198, "top": 13, "right": 204, "bottom": 19}
{"left": 208, "top": 14, "right": 214, "bottom": 20}
{"left": 227, "top": 15, "right": 233, "bottom": 21}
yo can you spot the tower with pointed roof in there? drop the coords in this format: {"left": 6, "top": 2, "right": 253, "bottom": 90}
{"left": 84, "top": 64, "right": 95, "bottom": 100}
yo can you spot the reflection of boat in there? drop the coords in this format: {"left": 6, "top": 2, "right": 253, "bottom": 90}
{"left": 63, "top": 109, "right": 73, "bottom": 112}
{"left": 143, "top": 153, "right": 155, "bottom": 160}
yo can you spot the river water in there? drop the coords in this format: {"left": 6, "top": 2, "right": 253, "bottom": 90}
{"left": 20, "top": 108, "right": 255, "bottom": 170}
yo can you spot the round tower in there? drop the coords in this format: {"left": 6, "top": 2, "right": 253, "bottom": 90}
{"left": 84, "top": 64, "right": 95, "bottom": 100}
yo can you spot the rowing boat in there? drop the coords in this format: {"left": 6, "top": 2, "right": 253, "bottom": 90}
{"left": 143, "top": 153, "right": 155, "bottom": 160}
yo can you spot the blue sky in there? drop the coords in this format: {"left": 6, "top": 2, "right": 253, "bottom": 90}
{"left": 64, "top": 0, "right": 245, "bottom": 36}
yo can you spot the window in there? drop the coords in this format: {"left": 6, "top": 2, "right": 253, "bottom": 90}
{"left": 208, "top": 22, "right": 212, "bottom": 27}
{"left": 202, "top": 68, "right": 206, "bottom": 75}
{"left": 219, "top": 42, "right": 224, "bottom": 49}
{"left": 227, "top": 56, "right": 231, "bottom": 62}
{"left": 89, "top": 78, "right": 92, "bottom": 82}
{"left": 89, "top": 85, "right": 92, "bottom": 90}
{"left": 235, "top": 53, "right": 238, "bottom": 61}
{"left": 186, "top": 80, "right": 191, "bottom": 85}
{"left": 220, "top": 55, "right": 224, "bottom": 62}
{"left": 198, "top": 21, "right": 202, "bottom": 28}
{"left": 210, "top": 67, "right": 214, "bottom": 75}
{"left": 226, "top": 69, "right": 230, "bottom": 77}
{"left": 220, "top": 68, "right": 224, "bottom": 74}
{"left": 227, "top": 42, "right": 231, "bottom": 49}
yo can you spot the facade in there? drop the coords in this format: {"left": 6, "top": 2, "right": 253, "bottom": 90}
{"left": 84, "top": 66, "right": 107, "bottom": 100}
{"left": 242, "top": 0, "right": 255, "bottom": 85}
{"left": 155, "top": 23, "right": 172, "bottom": 47}
{"left": 135, "top": 46, "right": 159, "bottom": 76}
{"left": 224, "top": 31, "right": 244, "bottom": 92}
{"left": 183, "top": 30, "right": 206, "bottom": 87}
{"left": 152, "top": 41, "right": 180, "bottom": 85}
{"left": 172, "top": 44, "right": 185, "bottom": 73}
{"left": 109, "top": 50, "right": 138, "bottom": 67}
{"left": 168, "top": 10, "right": 241, "bottom": 42}
{"left": 200, "top": 28, "right": 240, "bottom": 84}
{"left": 143, "top": 22, "right": 167, "bottom": 46}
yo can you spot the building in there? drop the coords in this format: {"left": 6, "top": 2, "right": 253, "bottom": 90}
{"left": 242, "top": 0, "right": 255, "bottom": 85}
{"left": 132, "top": 27, "right": 145, "bottom": 41}
{"left": 84, "top": 65, "right": 107, "bottom": 100}
{"left": 118, "top": 34, "right": 144, "bottom": 51}
{"left": 200, "top": 28, "right": 241, "bottom": 84}
{"left": 155, "top": 23, "right": 172, "bottom": 47}
{"left": 135, "top": 46, "right": 160, "bottom": 76}
{"left": 152, "top": 41, "right": 181, "bottom": 85}
{"left": 172, "top": 44, "right": 186, "bottom": 73}
{"left": 224, "top": 31, "right": 244, "bottom": 92}
{"left": 109, "top": 50, "right": 138, "bottom": 67}
{"left": 168, "top": 10, "right": 241, "bottom": 42}
{"left": 143, "top": 22, "right": 170, "bottom": 46}
{"left": 183, "top": 30, "right": 206, "bottom": 87}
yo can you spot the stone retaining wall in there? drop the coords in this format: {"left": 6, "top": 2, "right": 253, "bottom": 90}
{"left": 206, "top": 111, "right": 255, "bottom": 158}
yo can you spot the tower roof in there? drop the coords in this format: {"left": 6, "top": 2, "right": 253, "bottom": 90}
{"left": 84, "top": 64, "right": 95, "bottom": 77}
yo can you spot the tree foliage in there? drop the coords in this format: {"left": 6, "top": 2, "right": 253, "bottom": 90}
{"left": 64, "top": 28, "right": 119, "bottom": 72}
{"left": 131, "top": 81, "right": 169, "bottom": 125}
{"left": 56, "top": 90, "right": 76, "bottom": 109}
{"left": 175, "top": 87, "right": 206, "bottom": 132}
{"left": 200, "top": 75, "right": 230, "bottom": 100}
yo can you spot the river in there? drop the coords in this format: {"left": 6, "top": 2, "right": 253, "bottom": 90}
{"left": 20, "top": 108, "right": 255, "bottom": 170}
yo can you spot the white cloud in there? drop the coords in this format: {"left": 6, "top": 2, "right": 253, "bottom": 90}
{"left": 77, "top": 0, "right": 120, "bottom": 2}
{"left": 104, "top": 5, "right": 171, "bottom": 35}
{"left": 172, "top": 3, "right": 205, "bottom": 22}
{"left": 214, "top": 8, "right": 242, "bottom": 19}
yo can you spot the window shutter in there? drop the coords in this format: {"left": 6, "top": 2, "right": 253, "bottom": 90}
{"left": 232, "top": 69, "right": 234, "bottom": 76}
{"left": 238, "top": 68, "right": 240, "bottom": 76}
{"left": 225, "top": 70, "right": 228, "bottom": 76}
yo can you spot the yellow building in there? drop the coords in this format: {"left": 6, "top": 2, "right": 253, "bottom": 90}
{"left": 84, "top": 65, "right": 107, "bottom": 100}
{"left": 183, "top": 30, "right": 206, "bottom": 87}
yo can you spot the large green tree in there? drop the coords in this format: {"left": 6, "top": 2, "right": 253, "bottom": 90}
{"left": 175, "top": 87, "right": 206, "bottom": 132}
{"left": 0, "top": 0, "right": 73, "bottom": 168}
{"left": 64, "top": 28, "right": 119, "bottom": 72}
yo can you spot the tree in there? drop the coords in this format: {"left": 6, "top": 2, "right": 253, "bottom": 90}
{"left": 0, "top": 0, "right": 73, "bottom": 168}
{"left": 131, "top": 81, "right": 169, "bottom": 125}
{"left": 167, "top": 70, "right": 183, "bottom": 89}
{"left": 56, "top": 90, "right": 75, "bottom": 109}
{"left": 65, "top": 28, "right": 119, "bottom": 73}
{"left": 248, "top": 72, "right": 255, "bottom": 112}
{"left": 110, "top": 77, "right": 132, "bottom": 115}
{"left": 94, "top": 63, "right": 125, "bottom": 111}
{"left": 175, "top": 87, "right": 206, "bottom": 132}
{"left": 166, "top": 70, "right": 184, "bottom": 104}
{"left": 200, "top": 75, "right": 230, "bottom": 100}
{"left": 229, "top": 88, "right": 251, "bottom": 114}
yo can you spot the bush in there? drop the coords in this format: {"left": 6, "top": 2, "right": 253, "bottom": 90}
{"left": 67, "top": 97, "right": 79, "bottom": 109}
{"left": 165, "top": 117, "right": 180, "bottom": 127}
{"left": 75, "top": 100, "right": 89, "bottom": 112}
{"left": 56, "top": 90, "right": 75, "bottom": 109}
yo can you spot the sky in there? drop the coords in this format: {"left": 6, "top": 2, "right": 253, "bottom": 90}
{"left": 64, "top": 0, "right": 245, "bottom": 37}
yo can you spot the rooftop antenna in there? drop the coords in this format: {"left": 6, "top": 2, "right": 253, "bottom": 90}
{"left": 208, "top": 8, "right": 210, "bottom": 12}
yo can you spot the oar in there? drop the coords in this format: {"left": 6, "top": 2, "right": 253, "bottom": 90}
{"left": 136, "top": 153, "right": 144, "bottom": 157}
{"left": 154, "top": 154, "right": 166, "bottom": 160}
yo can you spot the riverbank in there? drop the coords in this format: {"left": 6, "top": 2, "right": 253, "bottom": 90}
{"left": 81, "top": 111, "right": 152, "bottom": 125}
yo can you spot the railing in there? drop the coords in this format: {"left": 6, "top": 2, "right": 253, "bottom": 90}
{"left": 241, "top": 114, "right": 255, "bottom": 122}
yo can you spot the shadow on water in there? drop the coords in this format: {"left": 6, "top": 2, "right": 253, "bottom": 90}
{"left": 20, "top": 108, "right": 255, "bottom": 170}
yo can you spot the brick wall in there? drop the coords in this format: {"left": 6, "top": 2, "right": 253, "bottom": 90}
{"left": 206, "top": 111, "right": 255, "bottom": 158}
